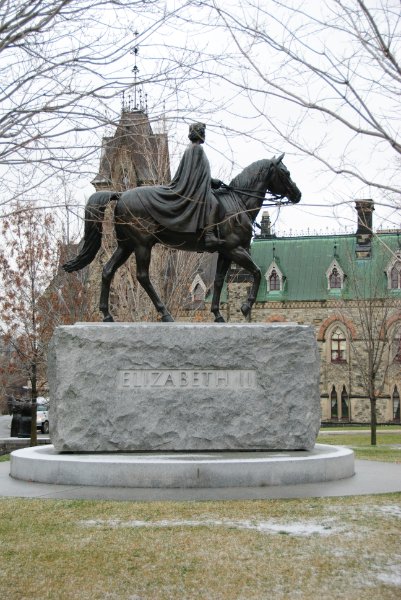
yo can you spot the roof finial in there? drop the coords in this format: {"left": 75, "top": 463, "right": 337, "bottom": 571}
{"left": 131, "top": 31, "right": 139, "bottom": 110}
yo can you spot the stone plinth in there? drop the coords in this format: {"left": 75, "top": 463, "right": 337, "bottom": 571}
{"left": 10, "top": 445, "right": 354, "bottom": 488}
{"left": 48, "top": 323, "right": 321, "bottom": 453}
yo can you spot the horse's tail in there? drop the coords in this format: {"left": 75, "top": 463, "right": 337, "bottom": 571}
{"left": 63, "top": 191, "right": 121, "bottom": 272}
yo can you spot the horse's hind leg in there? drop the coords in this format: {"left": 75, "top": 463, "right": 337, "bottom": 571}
{"left": 99, "top": 245, "right": 132, "bottom": 322}
{"left": 224, "top": 247, "right": 261, "bottom": 320}
{"left": 135, "top": 245, "right": 174, "bottom": 322}
{"left": 211, "top": 253, "right": 231, "bottom": 322}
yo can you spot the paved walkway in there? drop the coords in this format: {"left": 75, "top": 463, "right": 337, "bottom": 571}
{"left": 1, "top": 457, "right": 401, "bottom": 501}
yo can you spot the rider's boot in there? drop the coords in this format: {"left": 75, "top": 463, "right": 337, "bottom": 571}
{"left": 204, "top": 228, "right": 225, "bottom": 250}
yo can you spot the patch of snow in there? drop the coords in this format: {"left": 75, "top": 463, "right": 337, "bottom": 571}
{"left": 359, "top": 504, "right": 401, "bottom": 519}
{"left": 374, "top": 505, "right": 401, "bottom": 518}
{"left": 79, "top": 517, "right": 342, "bottom": 537}
{"left": 376, "top": 565, "right": 401, "bottom": 588}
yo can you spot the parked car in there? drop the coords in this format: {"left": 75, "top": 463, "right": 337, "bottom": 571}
{"left": 36, "top": 404, "right": 49, "bottom": 434}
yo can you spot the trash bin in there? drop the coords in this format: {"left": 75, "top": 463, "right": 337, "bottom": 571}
{"left": 10, "top": 405, "right": 21, "bottom": 437}
{"left": 19, "top": 403, "right": 32, "bottom": 438}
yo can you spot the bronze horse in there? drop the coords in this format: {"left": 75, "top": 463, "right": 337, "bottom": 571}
{"left": 63, "top": 154, "right": 301, "bottom": 322}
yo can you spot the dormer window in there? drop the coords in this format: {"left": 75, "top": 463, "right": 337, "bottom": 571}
{"left": 326, "top": 260, "right": 345, "bottom": 290}
{"left": 265, "top": 262, "right": 284, "bottom": 292}
{"left": 193, "top": 283, "right": 205, "bottom": 302}
{"left": 190, "top": 274, "right": 207, "bottom": 303}
{"left": 329, "top": 267, "right": 342, "bottom": 289}
{"left": 269, "top": 269, "right": 280, "bottom": 291}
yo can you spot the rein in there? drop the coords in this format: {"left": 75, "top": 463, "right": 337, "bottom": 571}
{"left": 221, "top": 184, "right": 292, "bottom": 206}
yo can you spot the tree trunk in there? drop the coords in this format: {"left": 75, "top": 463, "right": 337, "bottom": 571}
{"left": 370, "top": 396, "right": 377, "bottom": 446}
{"left": 30, "top": 363, "right": 38, "bottom": 447}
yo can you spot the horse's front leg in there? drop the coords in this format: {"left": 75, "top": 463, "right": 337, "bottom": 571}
{"left": 135, "top": 246, "right": 174, "bottom": 322}
{"left": 224, "top": 247, "right": 261, "bottom": 320}
{"left": 211, "top": 253, "right": 231, "bottom": 322}
{"left": 100, "top": 245, "right": 132, "bottom": 322}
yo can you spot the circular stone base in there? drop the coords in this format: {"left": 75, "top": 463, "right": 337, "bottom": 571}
{"left": 10, "top": 444, "right": 354, "bottom": 489}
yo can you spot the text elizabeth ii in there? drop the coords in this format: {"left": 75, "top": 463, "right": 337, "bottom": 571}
{"left": 118, "top": 369, "right": 257, "bottom": 390}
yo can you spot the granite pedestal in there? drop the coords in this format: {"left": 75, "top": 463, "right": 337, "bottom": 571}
{"left": 48, "top": 322, "right": 321, "bottom": 453}
{"left": 10, "top": 323, "right": 356, "bottom": 490}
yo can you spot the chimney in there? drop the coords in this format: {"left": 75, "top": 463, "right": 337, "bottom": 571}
{"left": 355, "top": 199, "right": 374, "bottom": 258}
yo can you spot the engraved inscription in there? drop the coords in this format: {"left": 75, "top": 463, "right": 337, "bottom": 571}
{"left": 118, "top": 370, "right": 257, "bottom": 390}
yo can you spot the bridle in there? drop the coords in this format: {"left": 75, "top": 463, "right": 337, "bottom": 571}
{"left": 220, "top": 159, "right": 296, "bottom": 206}
{"left": 220, "top": 185, "right": 293, "bottom": 206}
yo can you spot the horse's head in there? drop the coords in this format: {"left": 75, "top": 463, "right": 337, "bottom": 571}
{"left": 268, "top": 154, "right": 301, "bottom": 204}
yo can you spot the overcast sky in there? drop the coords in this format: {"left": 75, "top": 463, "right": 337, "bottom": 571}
{"left": 71, "top": 0, "right": 400, "bottom": 238}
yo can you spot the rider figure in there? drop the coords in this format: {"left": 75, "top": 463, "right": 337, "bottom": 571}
{"left": 186, "top": 122, "right": 225, "bottom": 249}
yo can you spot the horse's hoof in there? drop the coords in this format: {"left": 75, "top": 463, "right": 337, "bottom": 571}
{"left": 161, "top": 315, "right": 174, "bottom": 322}
{"left": 214, "top": 316, "right": 225, "bottom": 323}
{"left": 103, "top": 315, "right": 114, "bottom": 322}
{"left": 241, "top": 303, "right": 251, "bottom": 317}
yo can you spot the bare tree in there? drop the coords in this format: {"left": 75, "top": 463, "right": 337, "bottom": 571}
{"left": 169, "top": 1, "right": 401, "bottom": 214}
{"left": 0, "top": 0, "right": 182, "bottom": 209}
{"left": 0, "top": 202, "right": 93, "bottom": 443}
{"left": 0, "top": 204, "right": 57, "bottom": 443}
{"left": 341, "top": 241, "right": 400, "bottom": 444}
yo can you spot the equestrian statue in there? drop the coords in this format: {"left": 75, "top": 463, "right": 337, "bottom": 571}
{"left": 63, "top": 123, "right": 301, "bottom": 322}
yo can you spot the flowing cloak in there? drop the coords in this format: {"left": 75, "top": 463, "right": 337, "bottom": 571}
{"left": 135, "top": 143, "right": 216, "bottom": 232}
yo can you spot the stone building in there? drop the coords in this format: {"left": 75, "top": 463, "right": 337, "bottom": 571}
{"left": 91, "top": 107, "right": 170, "bottom": 192}
{"left": 86, "top": 106, "right": 214, "bottom": 322}
{"left": 86, "top": 106, "right": 172, "bottom": 321}
{"left": 219, "top": 200, "right": 401, "bottom": 424}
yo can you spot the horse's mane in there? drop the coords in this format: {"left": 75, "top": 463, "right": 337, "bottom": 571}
{"left": 229, "top": 158, "right": 272, "bottom": 190}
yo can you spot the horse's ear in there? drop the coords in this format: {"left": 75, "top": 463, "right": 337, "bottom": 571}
{"left": 275, "top": 153, "right": 285, "bottom": 164}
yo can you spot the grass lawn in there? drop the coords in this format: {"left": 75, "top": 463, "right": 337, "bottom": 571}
{"left": 318, "top": 431, "right": 401, "bottom": 462}
{"left": 1, "top": 434, "right": 399, "bottom": 597}
{"left": 321, "top": 425, "right": 401, "bottom": 431}
{"left": 1, "top": 494, "right": 401, "bottom": 600}
{"left": 0, "top": 454, "right": 10, "bottom": 462}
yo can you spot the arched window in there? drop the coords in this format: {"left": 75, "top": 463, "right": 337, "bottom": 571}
{"left": 393, "top": 386, "right": 400, "bottom": 422}
{"left": 390, "top": 262, "right": 401, "bottom": 289}
{"left": 330, "top": 386, "right": 338, "bottom": 420}
{"left": 269, "top": 269, "right": 280, "bottom": 291}
{"left": 394, "top": 334, "right": 401, "bottom": 363}
{"left": 341, "top": 386, "right": 350, "bottom": 421}
{"left": 329, "top": 267, "right": 342, "bottom": 289}
{"left": 331, "top": 328, "right": 347, "bottom": 363}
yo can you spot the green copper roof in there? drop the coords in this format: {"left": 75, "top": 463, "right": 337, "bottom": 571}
{"left": 251, "top": 233, "right": 401, "bottom": 302}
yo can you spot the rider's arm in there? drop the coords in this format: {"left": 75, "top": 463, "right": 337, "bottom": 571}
{"left": 211, "top": 178, "right": 224, "bottom": 189}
